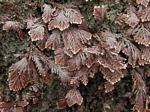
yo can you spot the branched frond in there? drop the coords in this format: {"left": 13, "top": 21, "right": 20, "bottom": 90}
{"left": 100, "top": 66, "right": 124, "bottom": 84}
{"left": 3, "top": 21, "right": 24, "bottom": 31}
{"left": 65, "top": 88, "right": 83, "bottom": 107}
{"left": 140, "top": 6, "right": 150, "bottom": 22}
{"left": 93, "top": 5, "right": 106, "bottom": 25}
{"left": 45, "top": 29, "right": 62, "bottom": 50}
{"left": 54, "top": 45, "right": 69, "bottom": 65}
{"left": 136, "top": 0, "right": 149, "bottom": 7}
{"left": 64, "top": 5, "right": 84, "bottom": 24}
{"left": 48, "top": 4, "right": 83, "bottom": 31}
{"left": 8, "top": 57, "right": 33, "bottom": 91}
{"left": 140, "top": 46, "right": 150, "bottom": 63}
{"left": 0, "top": 100, "right": 28, "bottom": 112}
{"left": 57, "top": 96, "right": 67, "bottom": 109}
{"left": 104, "top": 81, "right": 114, "bottom": 93}
{"left": 132, "top": 70, "right": 146, "bottom": 112}
{"left": 70, "top": 63, "right": 99, "bottom": 86}
{"left": 67, "top": 49, "right": 95, "bottom": 71}
{"left": 42, "top": 4, "right": 56, "bottom": 23}
{"left": 132, "top": 25, "right": 150, "bottom": 46}
{"left": 118, "top": 38, "right": 147, "bottom": 67}
{"left": 62, "top": 27, "right": 92, "bottom": 55}
{"left": 48, "top": 60, "right": 71, "bottom": 84}
{"left": 28, "top": 24, "right": 45, "bottom": 41}
{"left": 116, "top": 5, "right": 139, "bottom": 28}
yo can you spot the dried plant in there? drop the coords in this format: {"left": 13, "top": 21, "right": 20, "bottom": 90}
{"left": 1, "top": 0, "right": 150, "bottom": 111}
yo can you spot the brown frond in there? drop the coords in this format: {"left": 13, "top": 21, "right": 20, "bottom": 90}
{"left": 104, "top": 81, "right": 114, "bottom": 93}
{"left": 45, "top": 29, "right": 62, "bottom": 50}
{"left": 76, "top": 67, "right": 89, "bottom": 86}
{"left": 48, "top": 9, "right": 69, "bottom": 31}
{"left": 136, "top": 0, "right": 149, "bottom": 7}
{"left": 132, "top": 25, "right": 150, "bottom": 46}
{"left": 131, "top": 70, "right": 147, "bottom": 112}
{"left": 113, "top": 101, "right": 125, "bottom": 112}
{"left": 54, "top": 45, "right": 69, "bottom": 65}
{"left": 93, "top": 5, "right": 106, "bottom": 25}
{"left": 48, "top": 60, "right": 71, "bottom": 84}
{"left": 70, "top": 64, "right": 99, "bottom": 86}
{"left": 63, "top": 47, "right": 74, "bottom": 57}
{"left": 132, "top": 70, "right": 146, "bottom": 91}
{"left": 125, "top": 12, "right": 139, "bottom": 28}
{"left": 100, "top": 66, "right": 124, "bottom": 84}
{"left": 31, "top": 55, "right": 47, "bottom": 77}
{"left": 67, "top": 49, "right": 95, "bottom": 71}
{"left": 57, "top": 96, "right": 67, "bottom": 109}
{"left": 116, "top": 5, "right": 139, "bottom": 28}
{"left": 0, "top": 100, "right": 28, "bottom": 112}
{"left": 115, "top": 14, "right": 128, "bottom": 28}
{"left": 31, "top": 47, "right": 71, "bottom": 84}
{"left": 100, "top": 31, "right": 121, "bottom": 53}
{"left": 62, "top": 27, "right": 91, "bottom": 54}
{"left": 3, "top": 21, "right": 24, "bottom": 31}
{"left": 67, "top": 51, "right": 85, "bottom": 71}
{"left": 8, "top": 57, "right": 32, "bottom": 91}
{"left": 132, "top": 91, "right": 146, "bottom": 112}
{"left": 97, "top": 50, "right": 126, "bottom": 72}
{"left": 36, "top": 32, "right": 48, "bottom": 50}
{"left": 42, "top": 4, "right": 56, "bottom": 23}
{"left": 119, "top": 38, "right": 146, "bottom": 67}
{"left": 140, "top": 6, "right": 150, "bottom": 22}
{"left": 64, "top": 5, "right": 84, "bottom": 24}
{"left": 25, "top": 15, "right": 40, "bottom": 30}
{"left": 140, "top": 46, "right": 150, "bottom": 63}
{"left": 0, "top": 102, "right": 12, "bottom": 112}
{"left": 65, "top": 88, "right": 83, "bottom": 107}
{"left": 28, "top": 24, "right": 45, "bottom": 41}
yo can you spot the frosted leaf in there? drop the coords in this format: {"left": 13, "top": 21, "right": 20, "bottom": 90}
{"left": 42, "top": 4, "right": 55, "bottom": 23}
{"left": 66, "top": 88, "right": 83, "bottom": 107}
{"left": 62, "top": 27, "right": 91, "bottom": 54}
{"left": 132, "top": 91, "right": 146, "bottom": 112}
{"left": 133, "top": 25, "right": 150, "bottom": 46}
{"left": 0, "top": 100, "right": 28, "bottom": 112}
{"left": 54, "top": 45, "right": 69, "bottom": 65}
{"left": 93, "top": 5, "right": 106, "bottom": 24}
{"left": 67, "top": 49, "right": 95, "bottom": 71}
{"left": 36, "top": 33, "right": 48, "bottom": 50}
{"left": 57, "top": 96, "right": 67, "bottom": 109}
{"left": 104, "top": 81, "right": 114, "bottom": 93}
{"left": 48, "top": 9, "right": 69, "bottom": 31}
{"left": 48, "top": 60, "right": 71, "bottom": 84}
{"left": 65, "top": 5, "right": 83, "bottom": 24}
{"left": 115, "top": 14, "right": 128, "bottom": 28}
{"left": 97, "top": 51, "right": 126, "bottom": 72}
{"left": 101, "top": 31, "right": 121, "bottom": 53}
{"left": 118, "top": 38, "right": 147, "bottom": 67}
{"left": 67, "top": 51, "right": 86, "bottom": 71}
{"left": 136, "top": 0, "right": 149, "bottom": 7}
{"left": 28, "top": 24, "right": 45, "bottom": 41}
{"left": 140, "top": 46, "right": 150, "bottom": 62}
{"left": 3, "top": 21, "right": 23, "bottom": 31}
{"left": 0, "top": 102, "right": 12, "bottom": 112}
{"left": 45, "top": 29, "right": 62, "bottom": 50}
{"left": 100, "top": 66, "right": 124, "bottom": 84}
{"left": 8, "top": 57, "right": 31, "bottom": 91}
{"left": 125, "top": 13, "right": 139, "bottom": 28}
{"left": 140, "top": 6, "right": 150, "bottom": 22}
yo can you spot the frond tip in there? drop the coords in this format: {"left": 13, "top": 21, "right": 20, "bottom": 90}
{"left": 8, "top": 57, "right": 32, "bottom": 91}
{"left": 65, "top": 88, "right": 83, "bottom": 107}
